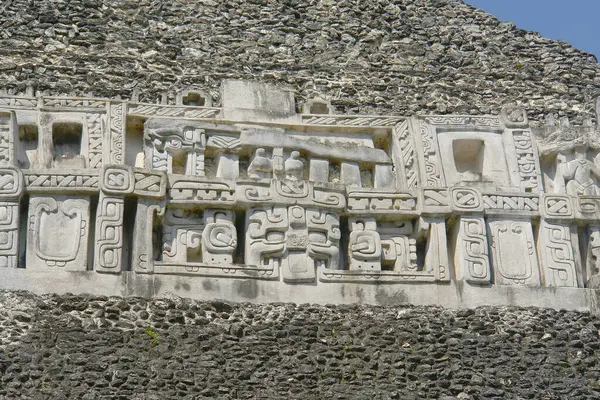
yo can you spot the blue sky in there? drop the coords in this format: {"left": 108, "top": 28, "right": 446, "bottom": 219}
{"left": 465, "top": 0, "right": 599, "bottom": 58}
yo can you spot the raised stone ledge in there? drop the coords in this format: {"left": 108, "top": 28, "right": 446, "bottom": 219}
{"left": 2, "top": 80, "right": 600, "bottom": 310}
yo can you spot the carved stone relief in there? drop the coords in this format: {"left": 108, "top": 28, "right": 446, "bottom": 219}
{"left": 487, "top": 218, "right": 540, "bottom": 286}
{"left": 537, "top": 220, "right": 579, "bottom": 288}
{"left": 246, "top": 205, "right": 340, "bottom": 282}
{"left": 95, "top": 194, "right": 125, "bottom": 273}
{"left": 27, "top": 196, "right": 90, "bottom": 271}
{"left": 453, "top": 216, "right": 491, "bottom": 285}
{"left": 3, "top": 83, "right": 599, "bottom": 300}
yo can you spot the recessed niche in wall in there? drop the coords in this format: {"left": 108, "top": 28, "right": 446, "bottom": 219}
{"left": 171, "top": 152, "right": 186, "bottom": 175}
{"left": 309, "top": 102, "right": 330, "bottom": 114}
{"left": 125, "top": 116, "right": 145, "bottom": 167}
{"left": 17, "top": 125, "right": 38, "bottom": 169}
{"left": 182, "top": 92, "right": 206, "bottom": 107}
{"left": 453, "top": 138, "right": 484, "bottom": 181}
{"left": 52, "top": 122, "right": 82, "bottom": 163}
{"left": 437, "top": 131, "right": 511, "bottom": 188}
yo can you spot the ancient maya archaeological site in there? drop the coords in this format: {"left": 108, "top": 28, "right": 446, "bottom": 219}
{"left": 3, "top": 1, "right": 600, "bottom": 398}
{"left": 0, "top": 77, "right": 599, "bottom": 309}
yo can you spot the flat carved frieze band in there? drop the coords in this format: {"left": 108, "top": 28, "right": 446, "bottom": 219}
{"left": 2, "top": 81, "right": 600, "bottom": 293}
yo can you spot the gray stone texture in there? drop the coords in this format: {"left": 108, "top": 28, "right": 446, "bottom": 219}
{"left": 1, "top": 290, "right": 600, "bottom": 399}
{"left": 0, "top": 0, "right": 599, "bottom": 122}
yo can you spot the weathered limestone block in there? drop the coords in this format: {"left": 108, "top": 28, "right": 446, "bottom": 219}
{"left": 537, "top": 220, "right": 580, "bottom": 288}
{"left": 348, "top": 218, "right": 381, "bottom": 271}
{"left": 246, "top": 205, "right": 340, "bottom": 282}
{"left": 452, "top": 216, "right": 491, "bottom": 285}
{"left": 132, "top": 197, "right": 165, "bottom": 274}
{"left": 487, "top": 218, "right": 540, "bottom": 286}
{"left": 27, "top": 195, "right": 90, "bottom": 271}
{"left": 94, "top": 194, "right": 125, "bottom": 273}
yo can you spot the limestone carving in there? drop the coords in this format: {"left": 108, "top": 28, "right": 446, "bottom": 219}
{"left": 488, "top": 219, "right": 540, "bottom": 286}
{"left": 248, "top": 148, "right": 272, "bottom": 179}
{"left": 555, "top": 147, "right": 600, "bottom": 196}
{"left": 4, "top": 80, "right": 600, "bottom": 301}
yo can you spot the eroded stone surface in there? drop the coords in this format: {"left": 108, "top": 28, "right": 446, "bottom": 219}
{"left": 0, "top": 0, "right": 599, "bottom": 122}
{"left": 1, "top": 290, "right": 600, "bottom": 399}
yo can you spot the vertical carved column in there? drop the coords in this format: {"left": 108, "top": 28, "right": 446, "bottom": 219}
{"left": 95, "top": 165, "right": 134, "bottom": 272}
{"left": 108, "top": 102, "right": 125, "bottom": 165}
{"left": 95, "top": 195, "right": 125, "bottom": 272}
{"left": 453, "top": 216, "right": 491, "bottom": 284}
{"left": 0, "top": 114, "right": 21, "bottom": 268}
{"left": 184, "top": 128, "right": 206, "bottom": 176}
{"left": 537, "top": 219, "right": 580, "bottom": 288}
{"left": 131, "top": 169, "right": 167, "bottom": 274}
{"left": 0, "top": 111, "right": 17, "bottom": 166}
{"left": 0, "top": 168, "right": 23, "bottom": 268}
{"left": 450, "top": 187, "right": 490, "bottom": 284}
{"left": 585, "top": 226, "right": 600, "bottom": 288}
{"left": 132, "top": 197, "right": 165, "bottom": 274}
{"left": 417, "top": 217, "right": 450, "bottom": 282}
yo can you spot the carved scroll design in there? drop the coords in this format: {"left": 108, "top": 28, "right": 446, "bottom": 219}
{"left": 512, "top": 130, "right": 539, "bottom": 192}
{"left": 109, "top": 102, "right": 124, "bottom": 164}
{"left": 418, "top": 120, "right": 443, "bottom": 187}
{"left": 454, "top": 216, "right": 490, "bottom": 284}
{"left": 86, "top": 113, "right": 103, "bottom": 168}
{"left": 394, "top": 120, "right": 419, "bottom": 189}
{"left": 246, "top": 205, "right": 340, "bottom": 282}
{"left": 539, "top": 220, "right": 578, "bottom": 288}
{"left": 95, "top": 195, "right": 124, "bottom": 272}
{"left": 0, "top": 202, "right": 19, "bottom": 268}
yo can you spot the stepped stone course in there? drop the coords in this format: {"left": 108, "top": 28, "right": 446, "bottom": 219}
{"left": 1, "top": 290, "right": 600, "bottom": 399}
{"left": 0, "top": 0, "right": 599, "bottom": 121}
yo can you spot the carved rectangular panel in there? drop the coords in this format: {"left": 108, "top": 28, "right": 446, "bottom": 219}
{"left": 27, "top": 195, "right": 90, "bottom": 271}
{"left": 0, "top": 112, "right": 16, "bottom": 167}
{"left": 537, "top": 220, "right": 580, "bottom": 288}
{"left": 487, "top": 218, "right": 540, "bottom": 286}
{"left": 453, "top": 216, "right": 491, "bottom": 285}
{"left": 94, "top": 194, "right": 124, "bottom": 273}
{"left": 108, "top": 102, "right": 125, "bottom": 165}
{"left": 246, "top": 205, "right": 340, "bottom": 282}
{"left": 0, "top": 202, "right": 19, "bottom": 268}
{"left": 86, "top": 113, "right": 104, "bottom": 168}
{"left": 132, "top": 198, "right": 164, "bottom": 274}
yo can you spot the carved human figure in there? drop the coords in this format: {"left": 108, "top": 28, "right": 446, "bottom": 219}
{"left": 248, "top": 148, "right": 272, "bottom": 179}
{"left": 557, "top": 147, "right": 600, "bottom": 196}
{"left": 284, "top": 151, "right": 304, "bottom": 181}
